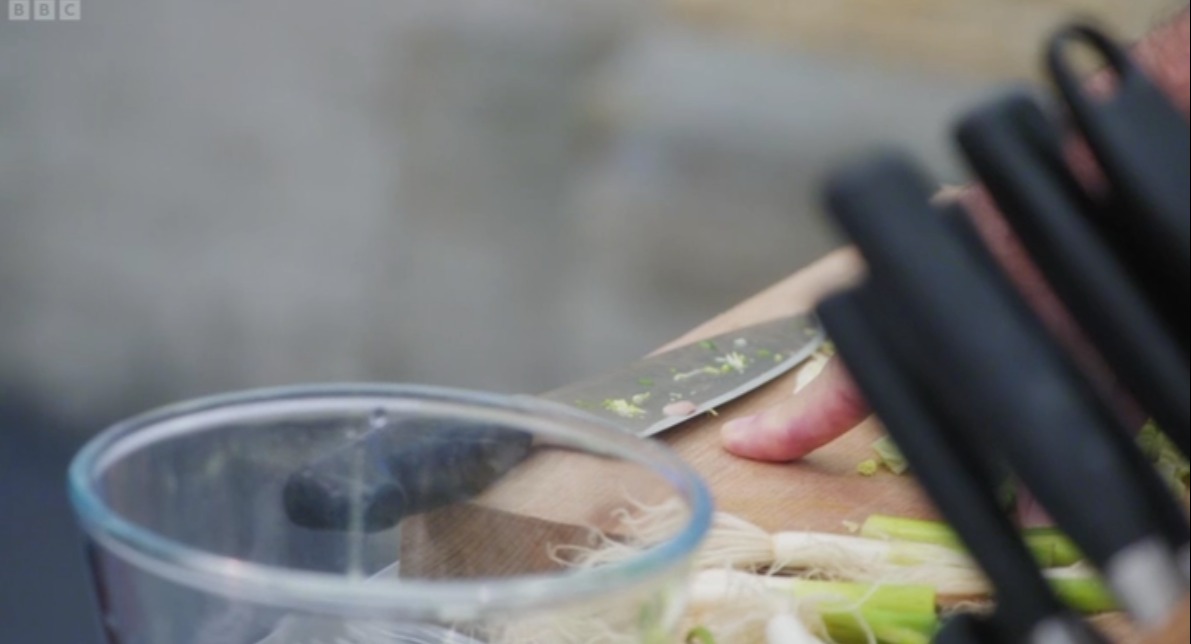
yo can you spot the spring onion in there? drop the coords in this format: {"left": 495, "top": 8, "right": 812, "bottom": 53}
{"left": 690, "top": 570, "right": 939, "bottom": 644}
{"left": 860, "top": 515, "right": 1084, "bottom": 568}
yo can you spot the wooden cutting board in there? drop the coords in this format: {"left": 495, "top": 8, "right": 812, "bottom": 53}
{"left": 647, "top": 250, "right": 1188, "bottom": 642}
{"left": 403, "top": 249, "right": 1186, "bottom": 642}
{"left": 647, "top": 250, "right": 931, "bottom": 534}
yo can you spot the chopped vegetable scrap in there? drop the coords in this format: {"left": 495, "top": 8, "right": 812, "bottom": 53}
{"left": 871, "top": 436, "right": 909, "bottom": 475}
{"left": 715, "top": 351, "right": 750, "bottom": 374}
{"left": 674, "top": 366, "right": 723, "bottom": 382}
{"left": 856, "top": 460, "right": 880, "bottom": 477}
{"left": 535, "top": 500, "right": 1113, "bottom": 644}
{"left": 1138, "top": 421, "right": 1189, "bottom": 496}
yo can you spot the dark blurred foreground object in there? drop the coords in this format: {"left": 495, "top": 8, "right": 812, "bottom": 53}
{"left": 0, "top": 405, "right": 102, "bottom": 644}
{"left": 816, "top": 23, "right": 1189, "bottom": 643}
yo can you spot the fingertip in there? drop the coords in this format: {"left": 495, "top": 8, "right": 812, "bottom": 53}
{"left": 720, "top": 414, "right": 758, "bottom": 456}
{"left": 720, "top": 409, "right": 813, "bottom": 462}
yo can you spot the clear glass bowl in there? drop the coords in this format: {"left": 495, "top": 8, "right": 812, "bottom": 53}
{"left": 69, "top": 384, "right": 713, "bottom": 644}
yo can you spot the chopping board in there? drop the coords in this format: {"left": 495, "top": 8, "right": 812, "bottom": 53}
{"left": 401, "top": 249, "right": 1186, "bottom": 642}
{"left": 646, "top": 250, "right": 929, "bottom": 534}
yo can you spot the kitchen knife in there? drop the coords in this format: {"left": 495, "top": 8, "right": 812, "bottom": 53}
{"left": 819, "top": 287, "right": 1105, "bottom": 644}
{"left": 822, "top": 152, "right": 1189, "bottom": 626}
{"left": 284, "top": 312, "right": 825, "bottom": 532}
{"left": 956, "top": 91, "right": 1190, "bottom": 458}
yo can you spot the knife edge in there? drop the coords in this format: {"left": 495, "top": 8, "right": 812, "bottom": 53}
{"left": 539, "top": 312, "right": 826, "bottom": 436}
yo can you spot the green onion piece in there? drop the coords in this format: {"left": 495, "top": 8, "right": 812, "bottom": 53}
{"left": 871, "top": 436, "right": 909, "bottom": 475}
{"left": 1048, "top": 574, "right": 1116, "bottom": 615}
{"left": 860, "top": 516, "right": 1084, "bottom": 568}
{"left": 1138, "top": 421, "right": 1190, "bottom": 496}
{"left": 1022, "top": 527, "right": 1085, "bottom": 569}
{"left": 784, "top": 579, "right": 938, "bottom": 644}
{"left": 860, "top": 515, "right": 963, "bottom": 550}
{"left": 856, "top": 460, "right": 880, "bottom": 477}
{"left": 685, "top": 626, "right": 717, "bottom": 644}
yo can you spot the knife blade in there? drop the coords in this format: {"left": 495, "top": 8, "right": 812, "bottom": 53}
{"left": 540, "top": 312, "right": 825, "bottom": 437}
{"left": 283, "top": 312, "right": 825, "bottom": 532}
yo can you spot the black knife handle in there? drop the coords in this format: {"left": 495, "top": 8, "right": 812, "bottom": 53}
{"left": 1046, "top": 24, "right": 1190, "bottom": 325}
{"left": 823, "top": 152, "right": 1188, "bottom": 624}
{"left": 283, "top": 420, "right": 533, "bottom": 532}
{"left": 955, "top": 92, "right": 1190, "bottom": 459}
{"left": 819, "top": 289, "right": 1089, "bottom": 642}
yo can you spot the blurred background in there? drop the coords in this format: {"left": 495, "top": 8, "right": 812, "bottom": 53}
{"left": 0, "top": 0, "right": 1178, "bottom": 641}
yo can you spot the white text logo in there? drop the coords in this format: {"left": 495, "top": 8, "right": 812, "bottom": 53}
{"left": 9, "top": 0, "right": 81, "bottom": 21}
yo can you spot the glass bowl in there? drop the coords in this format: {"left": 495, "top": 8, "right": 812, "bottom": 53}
{"left": 69, "top": 384, "right": 713, "bottom": 643}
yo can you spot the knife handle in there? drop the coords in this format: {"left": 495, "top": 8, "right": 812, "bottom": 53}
{"left": 819, "top": 288, "right": 1086, "bottom": 642}
{"left": 955, "top": 92, "right": 1190, "bottom": 459}
{"left": 823, "top": 152, "right": 1188, "bottom": 624}
{"left": 283, "top": 420, "right": 533, "bottom": 532}
{"left": 1046, "top": 24, "right": 1190, "bottom": 334}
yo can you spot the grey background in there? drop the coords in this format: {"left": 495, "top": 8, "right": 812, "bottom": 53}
{"left": 0, "top": 2, "right": 987, "bottom": 437}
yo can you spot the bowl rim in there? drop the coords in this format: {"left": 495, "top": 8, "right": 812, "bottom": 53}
{"left": 68, "top": 383, "right": 713, "bottom": 620}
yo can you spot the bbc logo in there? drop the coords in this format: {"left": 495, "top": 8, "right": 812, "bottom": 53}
{"left": 9, "top": 0, "right": 81, "bottom": 21}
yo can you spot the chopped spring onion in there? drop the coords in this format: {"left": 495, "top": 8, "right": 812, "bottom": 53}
{"left": 871, "top": 436, "right": 909, "bottom": 475}
{"left": 602, "top": 398, "right": 646, "bottom": 419}
{"left": 690, "top": 570, "right": 939, "bottom": 644}
{"left": 856, "top": 460, "right": 880, "bottom": 476}
{"left": 1139, "top": 421, "right": 1190, "bottom": 496}
{"left": 1048, "top": 567, "right": 1116, "bottom": 614}
{"left": 860, "top": 515, "right": 1084, "bottom": 568}
{"left": 766, "top": 613, "right": 826, "bottom": 644}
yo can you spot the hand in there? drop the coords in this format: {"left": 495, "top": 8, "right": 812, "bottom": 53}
{"left": 721, "top": 9, "right": 1190, "bottom": 464}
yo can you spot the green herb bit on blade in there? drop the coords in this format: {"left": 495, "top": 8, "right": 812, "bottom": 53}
{"left": 715, "top": 351, "right": 750, "bottom": 374}
{"left": 674, "top": 366, "right": 723, "bottom": 382}
{"left": 602, "top": 398, "right": 646, "bottom": 419}
{"left": 630, "top": 392, "right": 652, "bottom": 406}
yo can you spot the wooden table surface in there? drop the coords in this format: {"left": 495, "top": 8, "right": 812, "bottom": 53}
{"left": 663, "top": 0, "right": 1176, "bottom": 81}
